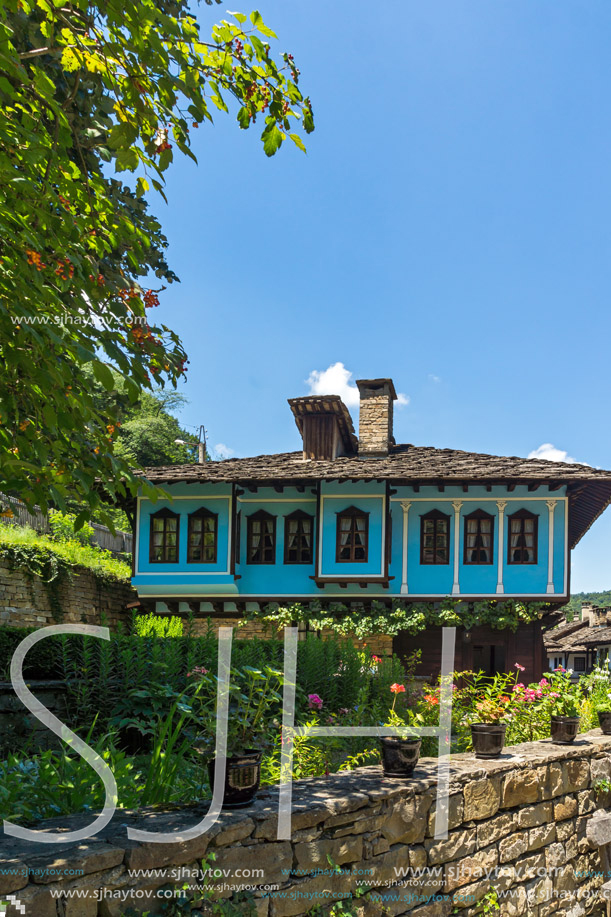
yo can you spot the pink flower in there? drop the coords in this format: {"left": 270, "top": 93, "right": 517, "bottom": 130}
{"left": 308, "top": 693, "right": 323, "bottom": 710}
{"left": 390, "top": 683, "right": 406, "bottom": 694}
{"left": 514, "top": 663, "right": 526, "bottom": 672}
{"left": 539, "top": 678, "right": 548, "bottom": 686}
{"left": 187, "top": 666, "right": 208, "bottom": 678}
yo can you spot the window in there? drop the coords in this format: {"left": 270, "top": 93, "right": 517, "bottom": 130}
{"left": 463, "top": 509, "right": 494, "bottom": 565}
{"left": 247, "top": 510, "right": 276, "bottom": 564}
{"left": 573, "top": 657, "right": 586, "bottom": 673}
{"left": 187, "top": 508, "right": 217, "bottom": 564}
{"left": 507, "top": 509, "right": 538, "bottom": 564}
{"left": 420, "top": 510, "right": 450, "bottom": 565}
{"left": 284, "top": 510, "right": 314, "bottom": 564}
{"left": 336, "top": 506, "right": 369, "bottom": 563}
{"left": 149, "top": 509, "right": 179, "bottom": 563}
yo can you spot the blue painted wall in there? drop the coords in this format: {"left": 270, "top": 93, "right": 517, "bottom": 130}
{"left": 132, "top": 482, "right": 568, "bottom": 600}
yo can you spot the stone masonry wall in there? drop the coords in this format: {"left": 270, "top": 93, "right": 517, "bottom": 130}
{"left": 2, "top": 732, "right": 611, "bottom": 917}
{"left": 189, "top": 617, "right": 393, "bottom": 657}
{"left": 0, "top": 560, "right": 137, "bottom": 630}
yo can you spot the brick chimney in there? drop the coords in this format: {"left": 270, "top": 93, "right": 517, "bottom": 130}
{"left": 356, "top": 378, "right": 397, "bottom": 457}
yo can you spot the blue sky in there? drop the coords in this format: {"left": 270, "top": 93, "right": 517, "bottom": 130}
{"left": 148, "top": 0, "right": 611, "bottom": 591}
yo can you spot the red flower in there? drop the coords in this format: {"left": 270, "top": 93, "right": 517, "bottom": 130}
{"left": 390, "top": 683, "right": 406, "bottom": 694}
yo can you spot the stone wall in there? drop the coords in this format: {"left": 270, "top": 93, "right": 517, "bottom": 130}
{"left": 3, "top": 732, "right": 611, "bottom": 917}
{"left": 189, "top": 617, "right": 393, "bottom": 657}
{"left": 0, "top": 680, "right": 67, "bottom": 752}
{"left": 0, "top": 560, "right": 137, "bottom": 630}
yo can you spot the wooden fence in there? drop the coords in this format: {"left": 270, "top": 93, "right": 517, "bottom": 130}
{"left": 0, "top": 493, "right": 132, "bottom": 556}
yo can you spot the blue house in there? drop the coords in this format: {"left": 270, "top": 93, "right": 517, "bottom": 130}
{"left": 131, "top": 379, "right": 611, "bottom": 680}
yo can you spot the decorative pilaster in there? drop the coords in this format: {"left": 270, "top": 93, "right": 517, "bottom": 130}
{"left": 451, "top": 501, "right": 462, "bottom": 595}
{"left": 400, "top": 501, "right": 411, "bottom": 595}
{"left": 496, "top": 501, "right": 507, "bottom": 594}
{"left": 546, "top": 500, "right": 557, "bottom": 594}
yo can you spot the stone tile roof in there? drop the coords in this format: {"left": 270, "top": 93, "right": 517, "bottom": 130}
{"left": 142, "top": 444, "right": 611, "bottom": 486}
{"left": 139, "top": 444, "right": 611, "bottom": 549}
{"left": 544, "top": 620, "right": 589, "bottom": 651}
{"left": 544, "top": 619, "right": 611, "bottom": 652}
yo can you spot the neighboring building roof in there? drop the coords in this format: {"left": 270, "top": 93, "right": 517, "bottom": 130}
{"left": 139, "top": 444, "right": 611, "bottom": 549}
{"left": 544, "top": 619, "right": 587, "bottom": 647}
{"left": 544, "top": 616, "right": 611, "bottom": 653}
{"left": 581, "top": 626, "right": 611, "bottom": 647}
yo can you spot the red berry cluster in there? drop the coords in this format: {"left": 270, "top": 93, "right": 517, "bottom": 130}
{"left": 26, "top": 249, "right": 46, "bottom": 270}
{"left": 118, "top": 287, "right": 140, "bottom": 302}
{"left": 234, "top": 39, "right": 243, "bottom": 56}
{"left": 143, "top": 289, "right": 159, "bottom": 308}
{"left": 88, "top": 273, "right": 105, "bottom": 286}
{"left": 55, "top": 258, "right": 74, "bottom": 280}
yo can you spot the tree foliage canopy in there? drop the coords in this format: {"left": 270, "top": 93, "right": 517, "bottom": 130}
{"left": 0, "top": 0, "right": 313, "bottom": 527}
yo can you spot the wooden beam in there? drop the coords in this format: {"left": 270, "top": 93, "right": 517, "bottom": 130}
{"left": 528, "top": 483, "right": 540, "bottom": 492}
{"left": 437, "top": 484, "right": 445, "bottom": 493}
{"left": 485, "top": 485, "right": 492, "bottom": 492}
{"left": 549, "top": 483, "right": 562, "bottom": 491}
{"left": 296, "top": 485, "right": 305, "bottom": 493}
{"left": 273, "top": 485, "right": 284, "bottom": 493}
{"left": 462, "top": 484, "right": 469, "bottom": 493}
{"left": 507, "top": 484, "right": 516, "bottom": 492}
{"left": 413, "top": 485, "right": 420, "bottom": 493}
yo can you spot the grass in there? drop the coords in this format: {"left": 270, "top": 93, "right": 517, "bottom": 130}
{"left": 0, "top": 524, "right": 131, "bottom": 582}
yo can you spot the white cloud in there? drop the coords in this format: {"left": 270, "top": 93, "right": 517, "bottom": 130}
{"left": 213, "top": 443, "right": 235, "bottom": 460}
{"left": 527, "top": 443, "right": 584, "bottom": 465}
{"left": 428, "top": 374, "right": 441, "bottom": 384}
{"left": 305, "top": 362, "right": 409, "bottom": 408}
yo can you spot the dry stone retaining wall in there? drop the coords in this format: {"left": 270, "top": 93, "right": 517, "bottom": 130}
{"left": 2, "top": 732, "right": 611, "bottom": 916}
{"left": 0, "top": 560, "right": 136, "bottom": 630}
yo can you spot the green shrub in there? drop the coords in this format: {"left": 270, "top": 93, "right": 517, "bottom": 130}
{"left": 135, "top": 612, "right": 184, "bottom": 638}
{"left": 48, "top": 510, "right": 94, "bottom": 545}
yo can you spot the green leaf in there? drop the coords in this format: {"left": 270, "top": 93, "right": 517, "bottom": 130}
{"left": 115, "top": 148, "right": 139, "bottom": 172}
{"left": 262, "top": 125, "right": 284, "bottom": 157}
{"left": 136, "top": 176, "right": 149, "bottom": 197}
{"left": 92, "top": 360, "right": 115, "bottom": 391}
{"left": 108, "top": 122, "right": 138, "bottom": 150}
{"left": 237, "top": 106, "right": 250, "bottom": 129}
{"left": 257, "top": 23, "right": 278, "bottom": 39}
{"left": 290, "top": 133, "right": 306, "bottom": 153}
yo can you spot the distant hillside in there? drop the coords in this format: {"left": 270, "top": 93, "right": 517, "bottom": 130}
{"left": 560, "top": 590, "right": 611, "bottom": 620}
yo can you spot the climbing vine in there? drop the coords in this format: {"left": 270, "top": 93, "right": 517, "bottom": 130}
{"left": 243, "top": 598, "right": 547, "bottom": 640}
{"left": 0, "top": 543, "right": 72, "bottom": 622}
